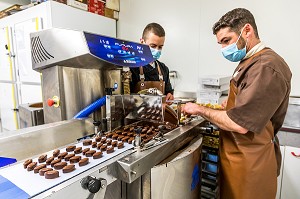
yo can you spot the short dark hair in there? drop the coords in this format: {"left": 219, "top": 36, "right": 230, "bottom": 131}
{"left": 142, "top": 23, "right": 165, "bottom": 40}
{"left": 212, "top": 8, "right": 259, "bottom": 39}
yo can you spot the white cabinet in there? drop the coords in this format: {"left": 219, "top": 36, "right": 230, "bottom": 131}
{"left": 276, "top": 146, "right": 285, "bottom": 199}
{"left": 280, "top": 146, "right": 300, "bottom": 199}
{"left": 0, "top": 1, "right": 116, "bottom": 131}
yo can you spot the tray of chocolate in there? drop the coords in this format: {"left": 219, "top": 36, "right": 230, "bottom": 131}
{"left": 0, "top": 135, "right": 133, "bottom": 197}
{"left": 136, "top": 96, "right": 164, "bottom": 123}
{"left": 108, "top": 121, "right": 177, "bottom": 145}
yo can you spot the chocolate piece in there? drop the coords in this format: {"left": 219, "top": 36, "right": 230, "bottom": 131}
{"left": 117, "top": 135, "right": 124, "bottom": 141}
{"left": 123, "top": 126, "right": 129, "bottom": 131}
{"left": 147, "top": 130, "right": 153, "bottom": 135}
{"left": 145, "top": 115, "right": 151, "bottom": 119}
{"left": 156, "top": 116, "right": 161, "bottom": 120}
{"left": 34, "top": 164, "right": 46, "bottom": 173}
{"left": 100, "top": 145, "right": 107, "bottom": 152}
{"left": 151, "top": 109, "right": 156, "bottom": 114}
{"left": 23, "top": 159, "right": 32, "bottom": 169}
{"left": 101, "top": 138, "right": 106, "bottom": 143}
{"left": 151, "top": 115, "right": 156, "bottom": 120}
{"left": 39, "top": 168, "right": 53, "bottom": 176}
{"left": 146, "top": 108, "right": 152, "bottom": 113}
{"left": 115, "top": 130, "right": 122, "bottom": 135}
{"left": 140, "top": 114, "right": 146, "bottom": 118}
{"left": 112, "top": 141, "right": 118, "bottom": 147}
{"left": 129, "top": 127, "right": 134, "bottom": 131}
{"left": 53, "top": 149, "right": 60, "bottom": 157}
{"left": 128, "top": 138, "right": 134, "bottom": 144}
{"left": 70, "top": 156, "right": 81, "bottom": 163}
{"left": 83, "top": 139, "right": 92, "bottom": 146}
{"left": 38, "top": 154, "right": 47, "bottom": 163}
{"left": 45, "top": 170, "right": 59, "bottom": 179}
{"left": 50, "top": 159, "right": 61, "bottom": 167}
{"left": 46, "top": 156, "right": 55, "bottom": 165}
{"left": 106, "top": 139, "right": 112, "bottom": 145}
{"left": 82, "top": 148, "right": 90, "bottom": 155}
{"left": 141, "top": 134, "right": 147, "bottom": 139}
{"left": 127, "top": 133, "right": 133, "bottom": 137}
{"left": 79, "top": 158, "right": 89, "bottom": 167}
{"left": 107, "top": 146, "right": 114, "bottom": 154}
{"left": 95, "top": 136, "right": 101, "bottom": 142}
{"left": 64, "top": 153, "right": 75, "bottom": 161}
{"left": 85, "top": 150, "right": 96, "bottom": 157}
{"left": 117, "top": 142, "right": 124, "bottom": 149}
{"left": 112, "top": 134, "right": 118, "bottom": 140}
{"left": 142, "top": 128, "right": 147, "bottom": 133}
{"left": 121, "top": 136, "right": 130, "bottom": 142}
{"left": 92, "top": 142, "right": 97, "bottom": 148}
{"left": 74, "top": 147, "right": 82, "bottom": 154}
{"left": 63, "top": 164, "right": 75, "bottom": 173}
{"left": 122, "top": 131, "right": 128, "bottom": 136}
{"left": 27, "top": 162, "right": 37, "bottom": 171}
{"left": 143, "top": 137, "right": 152, "bottom": 143}
{"left": 155, "top": 110, "right": 160, "bottom": 115}
{"left": 93, "top": 151, "right": 103, "bottom": 159}
{"left": 58, "top": 152, "right": 68, "bottom": 159}
{"left": 106, "top": 133, "right": 113, "bottom": 138}
{"left": 97, "top": 143, "right": 103, "bottom": 149}
{"left": 66, "top": 145, "right": 76, "bottom": 152}
{"left": 54, "top": 162, "right": 67, "bottom": 170}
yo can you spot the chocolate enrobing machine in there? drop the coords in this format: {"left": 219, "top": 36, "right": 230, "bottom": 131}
{"left": 0, "top": 28, "right": 204, "bottom": 199}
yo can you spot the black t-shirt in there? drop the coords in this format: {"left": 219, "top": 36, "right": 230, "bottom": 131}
{"left": 130, "top": 60, "right": 174, "bottom": 95}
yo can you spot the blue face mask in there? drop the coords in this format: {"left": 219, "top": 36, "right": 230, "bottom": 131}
{"left": 150, "top": 47, "right": 162, "bottom": 60}
{"left": 221, "top": 27, "right": 247, "bottom": 62}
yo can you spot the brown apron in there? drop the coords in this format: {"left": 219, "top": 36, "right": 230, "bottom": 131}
{"left": 220, "top": 51, "right": 279, "bottom": 199}
{"left": 134, "top": 61, "right": 165, "bottom": 94}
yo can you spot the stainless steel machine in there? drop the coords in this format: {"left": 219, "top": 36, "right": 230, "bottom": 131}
{"left": 0, "top": 28, "right": 204, "bottom": 199}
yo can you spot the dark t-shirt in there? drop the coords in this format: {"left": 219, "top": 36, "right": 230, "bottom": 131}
{"left": 130, "top": 60, "right": 174, "bottom": 95}
{"left": 227, "top": 48, "right": 292, "bottom": 134}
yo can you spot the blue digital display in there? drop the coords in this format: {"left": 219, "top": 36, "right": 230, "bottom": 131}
{"left": 84, "top": 32, "right": 155, "bottom": 67}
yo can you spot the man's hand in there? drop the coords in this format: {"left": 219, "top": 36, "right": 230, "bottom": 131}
{"left": 181, "top": 102, "right": 201, "bottom": 116}
{"left": 166, "top": 93, "right": 174, "bottom": 105}
{"left": 221, "top": 99, "right": 228, "bottom": 109}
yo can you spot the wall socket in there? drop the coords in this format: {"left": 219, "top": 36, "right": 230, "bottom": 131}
{"left": 169, "top": 71, "right": 178, "bottom": 78}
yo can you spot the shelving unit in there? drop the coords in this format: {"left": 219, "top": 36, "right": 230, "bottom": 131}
{"left": 199, "top": 122, "right": 220, "bottom": 199}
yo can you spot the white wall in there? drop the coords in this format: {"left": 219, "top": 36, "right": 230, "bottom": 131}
{"left": 118, "top": 0, "right": 300, "bottom": 96}
{"left": 0, "top": 0, "right": 30, "bottom": 11}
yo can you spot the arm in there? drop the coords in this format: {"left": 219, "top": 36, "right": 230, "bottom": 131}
{"left": 182, "top": 103, "right": 248, "bottom": 134}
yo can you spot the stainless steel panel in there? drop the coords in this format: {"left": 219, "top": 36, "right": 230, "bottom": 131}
{"left": 30, "top": 28, "right": 117, "bottom": 71}
{"left": 19, "top": 102, "right": 44, "bottom": 128}
{"left": 110, "top": 119, "right": 205, "bottom": 183}
{"left": 42, "top": 66, "right": 103, "bottom": 123}
{"left": 106, "top": 95, "right": 165, "bottom": 131}
{"left": 151, "top": 135, "right": 202, "bottom": 199}
{"left": 104, "top": 69, "right": 122, "bottom": 95}
{"left": 0, "top": 119, "right": 94, "bottom": 160}
{"left": 127, "top": 177, "right": 142, "bottom": 199}
{"left": 42, "top": 66, "right": 63, "bottom": 123}
{"left": 62, "top": 67, "right": 102, "bottom": 120}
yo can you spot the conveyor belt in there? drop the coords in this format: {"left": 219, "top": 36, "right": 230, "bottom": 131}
{"left": 0, "top": 139, "right": 133, "bottom": 198}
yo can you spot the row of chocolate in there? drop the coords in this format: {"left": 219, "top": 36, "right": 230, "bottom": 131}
{"left": 23, "top": 137, "right": 125, "bottom": 179}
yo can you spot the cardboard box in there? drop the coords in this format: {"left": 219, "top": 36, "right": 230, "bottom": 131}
{"left": 106, "top": 0, "right": 119, "bottom": 11}
{"left": 88, "top": 0, "right": 105, "bottom": 15}
{"left": 105, "top": 7, "right": 119, "bottom": 20}
{"left": 67, "top": 0, "right": 88, "bottom": 10}
{"left": 199, "top": 75, "right": 231, "bottom": 86}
